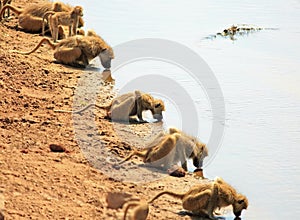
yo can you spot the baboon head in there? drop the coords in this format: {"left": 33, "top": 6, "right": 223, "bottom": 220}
{"left": 191, "top": 142, "right": 208, "bottom": 168}
{"left": 151, "top": 99, "right": 165, "bottom": 121}
{"left": 99, "top": 47, "right": 114, "bottom": 69}
{"left": 232, "top": 194, "right": 248, "bottom": 217}
{"left": 72, "top": 6, "right": 83, "bottom": 17}
{"left": 53, "top": 2, "right": 63, "bottom": 12}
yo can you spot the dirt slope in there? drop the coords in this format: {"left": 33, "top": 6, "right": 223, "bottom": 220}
{"left": 0, "top": 0, "right": 211, "bottom": 219}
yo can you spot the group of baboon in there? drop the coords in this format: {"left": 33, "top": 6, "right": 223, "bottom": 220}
{"left": 0, "top": 1, "right": 248, "bottom": 219}
{"left": 0, "top": 0, "right": 114, "bottom": 68}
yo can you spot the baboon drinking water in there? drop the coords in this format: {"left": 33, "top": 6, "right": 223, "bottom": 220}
{"left": 148, "top": 177, "right": 248, "bottom": 219}
{"left": 54, "top": 90, "right": 165, "bottom": 123}
{"left": 42, "top": 5, "right": 83, "bottom": 42}
{"left": 120, "top": 127, "right": 208, "bottom": 171}
{"left": 108, "top": 90, "right": 165, "bottom": 123}
{"left": 0, "top": 1, "right": 84, "bottom": 32}
{"left": 12, "top": 30, "right": 114, "bottom": 69}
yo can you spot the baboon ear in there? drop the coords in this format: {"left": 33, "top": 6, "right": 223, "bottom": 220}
{"left": 102, "top": 48, "right": 107, "bottom": 52}
{"left": 155, "top": 103, "right": 161, "bottom": 108}
{"left": 238, "top": 199, "right": 244, "bottom": 204}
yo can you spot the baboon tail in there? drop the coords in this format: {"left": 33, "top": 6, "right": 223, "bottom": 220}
{"left": 11, "top": 38, "right": 56, "bottom": 55}
{"left": 95, "top": 103, "right": 111, "bottom": 111}
{"left": 148, "top": 191, "right": 185, "bottom": 204}
{"left": 119, "top": 150, "right": 147, "bottom": 164}
{"left": 0, "top": 5, "right": 22, "bottom": 20}
{"left": 123, "top": 202, "right": 139, "bottom": 220}
{"left": 54, "top": 103, "right": 111, "bottom": 114}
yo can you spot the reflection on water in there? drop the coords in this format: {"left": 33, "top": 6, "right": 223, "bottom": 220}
{"left": 65, "top": 0, "right": 300, "bottom": 219}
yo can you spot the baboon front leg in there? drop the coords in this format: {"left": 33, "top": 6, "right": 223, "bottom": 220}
{"left": 51, "top": 17, "right": 59, "bottom": 42}
{"left": 136, "top": 98, "right": 147, "bottom": 123}
{"left": 71, "top": 19, "right": 78, "bottom": 36}
{"left": 68, "top": 24, "right": 72, "bottom": 37}
{"left": 206, "top": 182, "right": 219, "bottom": 219}
{"left": 182, "top": 189, "right": 211, "bottom": 215}
{"left": 136, "top": 110, "right": 145, "bottom": 123}
{"left": 181, "top": 160, "right": 188, "bottom": 171}
{"left": 54, "top": 47, "right": 82, "bottom": 66}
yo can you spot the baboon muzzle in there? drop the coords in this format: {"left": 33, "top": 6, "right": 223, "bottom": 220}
{"left": 153, "top": 114, "right": 163, "bottom": 121}
{"left": 193, "top": 157, "right": 203, "bottom": 168}
{"left": 234, "top": 211, "right": 241, "bottom": 217}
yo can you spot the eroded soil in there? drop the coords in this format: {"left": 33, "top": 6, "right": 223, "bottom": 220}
{"left": 0, "top": 1, "right": 212, "bottom": 219}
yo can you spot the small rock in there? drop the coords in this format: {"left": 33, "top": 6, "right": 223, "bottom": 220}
{"left": 0, "top": 211, "right": 4, "bottom": 220}
{"left": 43, "top": 69, "right": 49, "bottom": 74}
{"left": 20, "top": 149, "right": 28, "bottom": 154}
{"left": 168, "top": 166, "right": 186, "bottom": 178}
{"left": 193, "top": 168, "right": 204, "bottom": 178}
{"left": 49, "top": 144, "right": 66, "bottom": 153}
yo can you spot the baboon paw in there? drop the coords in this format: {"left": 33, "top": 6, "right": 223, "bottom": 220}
{"left": 138, "top": 120, "right": 148, "bottom": 124}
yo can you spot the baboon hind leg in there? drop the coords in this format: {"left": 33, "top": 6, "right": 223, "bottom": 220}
{"left": 54, "top": 47, "right": 82, "bottom": 67}
{"left": 182, "top": 189, "right": 211, "bottom": 215}
{"left": 58, "top": 25, "right": 66, "bottom": 40}
{"left": 110, "top": 97, "right": 135, "bottom": 122}
{"left": 18, "top": 15, "right": 45, "bottom": 32}
{"left": 144, "top": 136, "right": 177, "bottom": 169}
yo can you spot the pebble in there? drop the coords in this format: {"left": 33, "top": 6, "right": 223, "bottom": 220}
{"left": 49, "top": 144, "right": 66, "bottom": 152}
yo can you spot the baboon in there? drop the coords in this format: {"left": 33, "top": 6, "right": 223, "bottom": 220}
{"left": 0, "top": 0, "right": 11, "bottom": 18}
{"left": 168, "top": 127, "right": 208, "bottom": 170}
{"left": 42, "top": 6, "right": 83, "bottom": 42}
{"left": 108, "top": 90, "right": 165, "bottom": 123}
{"left": 54, "top": 90, "right": 165, "bottom": 123}
{"left": 148, "top": 177, "right": 248, "bottom": 219}
{"left": 11, "top": 30, "right": 114, "bottom": 69}
{"left": 123, "top": 201, "right": 149, "bottom": 220}
{"left": 120, "top": 127, "right": 208, "bottom": 171}
{"left": 0, "top": 2, "right": 84, "bottom": 32}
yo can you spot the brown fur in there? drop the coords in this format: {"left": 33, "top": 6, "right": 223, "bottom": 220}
{"left": 11, "top": 30, "right": 114, "bottom": 68}
{"left": 120, "top": 127, "right": 208, "bottom": 171}
{"left": 51, "top": 25, "right": 85, "bottom": 41}
{"left": 0, "top": 2, "right": 84, "bottom": 32}
{"left": 53, "top": 90, "right": 165, "bottom": 122}
{"left": 42, "top": 6, "right": 83, "bottom": 42}
{"left": 108, "top": 91, "right": 165, "bottom": 123}
{"left": 148, "top": 177, "right": 248, "bottom": 219}
{"left": 123, "top": 201, "right": 149, "bottom": 220}
{"left": 76, "top": 28, "right": 85, "bottom": 36}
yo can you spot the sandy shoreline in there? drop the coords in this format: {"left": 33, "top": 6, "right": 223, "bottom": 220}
{"left": 0, "top": 0, "right": 214, "bottom": 219}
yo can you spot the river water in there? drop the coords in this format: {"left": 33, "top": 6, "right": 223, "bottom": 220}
{"left": 65, "top": 0, "right": 300, "bottom": 219}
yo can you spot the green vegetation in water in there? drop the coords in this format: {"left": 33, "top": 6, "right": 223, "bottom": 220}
{"left": 204, "top": 24, "right": 278, "bottom": 41}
